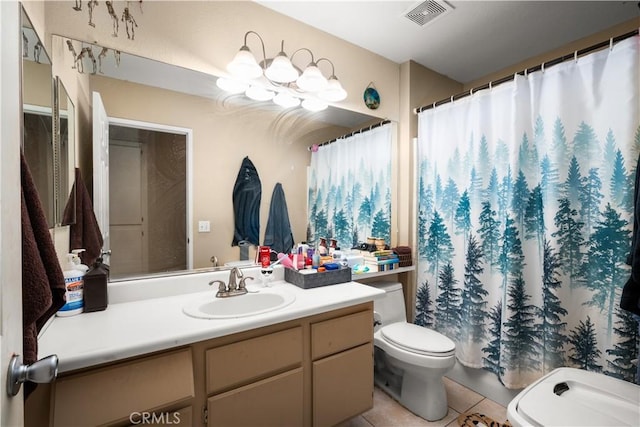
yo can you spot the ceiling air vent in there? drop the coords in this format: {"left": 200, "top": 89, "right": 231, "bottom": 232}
{"left": 404, "top": 0, "right": 454, "bottom": 27}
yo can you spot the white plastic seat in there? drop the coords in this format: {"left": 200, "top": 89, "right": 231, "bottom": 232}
{"left": 380, "top": 322, "right": 456, "bottom": 357}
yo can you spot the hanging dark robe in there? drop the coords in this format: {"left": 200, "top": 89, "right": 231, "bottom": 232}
{"left": 231, "top": 156, "right": 261, "bottom": 247}
{"left": 621, "top": 154, "right": 640, "bottom": 316}
{"left": 264, "top": 183, "right": 294, "bottom": 254}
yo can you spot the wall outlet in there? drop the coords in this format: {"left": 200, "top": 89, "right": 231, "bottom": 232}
{"left": 198, "top": 220, "right": 210, "bottom": 233}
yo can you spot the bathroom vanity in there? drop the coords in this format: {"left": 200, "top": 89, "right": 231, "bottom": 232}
{"left": 26, "top": 268, "right": 384, "bottom": 427}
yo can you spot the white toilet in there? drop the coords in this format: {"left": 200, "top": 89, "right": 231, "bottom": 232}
{"left": 507, "top": 367, "right": 640, "bottom": 426}
{"left": 365, "top": 281, "right": 456, "bottom": 421}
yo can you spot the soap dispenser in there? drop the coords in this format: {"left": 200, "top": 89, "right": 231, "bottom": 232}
{"left": 70, "top": 249, "right": 89, "bottom": 274}
{"left": 57, "top": 254, "right": 85, "bottom": 317}
{"left": 83, "top": 257, "right": 109, "bottom": 312}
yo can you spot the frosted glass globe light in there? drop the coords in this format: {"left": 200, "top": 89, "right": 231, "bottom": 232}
{"left": 245, "top": 85, "right": 275, "bottom": 101}
{"left": 227, "top": 47, "right": 263, "bottom": 80}
{"left": 301, "top": 98, "right": 328, "bottom": 112}
{"left": 265, "top": 53, "right": 299, "bottom": 83}
{"left": 273, "top": 92, "right": 301, "bottom": 108}
{"left": 319, "top": 76, "right": 347, "bottom": 102}
{"left": 296, "top": 63, "right": 328, "bottom": 92}
{"left": 216, "top": 77, "right": 250, "bottom": 94}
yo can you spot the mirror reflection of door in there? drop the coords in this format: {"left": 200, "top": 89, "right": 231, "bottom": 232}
{"left": 108, "top": 123, "right": 189, "bottom": 279}
{"left": 93, "top": 92, "right": 191, "bottom": 279}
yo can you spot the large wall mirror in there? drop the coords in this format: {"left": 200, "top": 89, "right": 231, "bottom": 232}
{"left": 58, "top": 36, "right": 382, "bottom": 281}
{"left": 21, "top": 8, "right": 76, "bottom": 228}
{"left": 56, "top": 77, "right": 76, "bottom": 226}
{"left": 21, "top": 8, "right": 54, "bottom": 226}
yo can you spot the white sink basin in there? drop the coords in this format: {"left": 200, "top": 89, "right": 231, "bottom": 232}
{"left": 183, "top": 289, "right": 296, "bottom": 319}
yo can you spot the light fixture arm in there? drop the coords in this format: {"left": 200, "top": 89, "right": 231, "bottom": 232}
{"left": 291, "top": 47, "right": 317, "bottom": 66}
{"left": 316, "top": 57, "right": 336, "bottom": 78}
{"left": 242, "top": 30, "right": 268, "bottom": 69}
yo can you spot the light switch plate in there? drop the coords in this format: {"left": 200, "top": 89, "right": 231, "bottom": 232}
{"left": 198, "top": 220, "right": 210, "bottom": 233}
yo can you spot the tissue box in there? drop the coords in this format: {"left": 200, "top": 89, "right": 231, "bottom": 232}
{"left": 284, "top": 267, "right": 352, "bottom": 289}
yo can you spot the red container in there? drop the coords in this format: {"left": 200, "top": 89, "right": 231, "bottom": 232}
{"left": 259, "top": 246, "right": 271, "bottom": 268}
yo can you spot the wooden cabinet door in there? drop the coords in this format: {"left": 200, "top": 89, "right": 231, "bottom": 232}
{"left": 207, "top": 368, "right": 303, "bottom": 427}
{"left": 312, "top": 343, "right": 373, "bottom": 427}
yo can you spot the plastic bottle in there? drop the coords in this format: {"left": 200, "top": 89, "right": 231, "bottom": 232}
{"left": 70, "top": 249, "right": 89, "bottom": 274}
{"left": 318, "top": 238, "right": 328, "bottom": 256}
{"left": 57, "top": 254, "right": 85, "bottom": 317}
{"left": 312, "top": 245, "right": 321, "bottom": 268}
{"left": 83, "top": 257, "right": 109, "bottom": 312}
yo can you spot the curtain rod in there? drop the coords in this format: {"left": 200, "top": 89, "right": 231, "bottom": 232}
{"left": 414, "top": 29, "right": 639, "bottom": 114}
{"left": 308, "top": 119, "right": 391, "bottom": 151}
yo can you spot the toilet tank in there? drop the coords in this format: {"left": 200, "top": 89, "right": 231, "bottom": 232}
{"left": 367, "top": 281, "right": 407, "bottom": 325}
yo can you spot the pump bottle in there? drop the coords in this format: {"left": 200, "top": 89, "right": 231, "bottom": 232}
{"left": 57, "top": 253, "right": 85, "bottom": 316}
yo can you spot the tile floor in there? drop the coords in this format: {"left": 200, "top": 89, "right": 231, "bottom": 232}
{"left": 341, "top": 377, "right": 509, "bottom": 427}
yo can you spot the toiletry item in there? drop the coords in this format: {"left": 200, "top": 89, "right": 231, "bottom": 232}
{"left": 71, "top": 248, "right": 89, "bottom": 273}
{"left": 57, "top": 254, "right": 85, "bottom": 317}
{"left": 296, "top": 246, "right": 305, "bottom": 270}
{"left": 318, "top": 238, "right": 328, "bottom": 256}
{"left": 329, "top": 239, "right": 337, "bottom": 255}
{"left": 277, "top": 252, "right": 294, "bottom": 269}
{"left": 298, "top": 242, "right": 310, "bottom": 256}
{"left": 259, "top": 246, "right": 271, "bottom": 268}
{"left": 312, "top": 249, "right": 320, "bottom": 268}
{"left": 83, "top": 257, "right": 109, "bottom": 312}
{"left": 260, "top": 267, "right": 274, "bottom": 287}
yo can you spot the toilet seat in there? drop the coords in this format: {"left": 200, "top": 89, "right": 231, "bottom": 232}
{"left": 380, "top": 323, "right": 456, "bottom": 357}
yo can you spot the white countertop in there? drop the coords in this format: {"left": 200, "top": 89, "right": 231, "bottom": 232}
{"left": 38, "top": 267, "right": 385, "bottom": 373}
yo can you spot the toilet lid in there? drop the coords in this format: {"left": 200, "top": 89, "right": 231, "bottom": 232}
{"left": 513, "top": 367, "right": 640, "bottom": 426}
{"left": 381, "top": 323, "right": 456, "bottom": 356}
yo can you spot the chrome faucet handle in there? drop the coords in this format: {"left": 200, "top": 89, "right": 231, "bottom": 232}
{"left": 238, "top": 276, "right": 253, "bottom": 291}
{"left": 209, "top": 279, "right": 227, "bottom": 297}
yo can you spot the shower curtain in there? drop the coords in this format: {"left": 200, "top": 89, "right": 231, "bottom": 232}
{"left": 307, "top": 123, "right": 392, "bottom": 251}
{"left": 416, "top": 36, "right": 640, "bottom": 388}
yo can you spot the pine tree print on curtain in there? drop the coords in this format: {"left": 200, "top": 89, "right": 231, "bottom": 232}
{"left": 415, "top": 36, "right": 640, "bottom": 388}
{"left": 307, "top": 124, "right": 392, "bottom": 251}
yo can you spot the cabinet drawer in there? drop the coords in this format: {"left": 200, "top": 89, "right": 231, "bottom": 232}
{"left": 313, "top": 343, "right": 373, "bottom": 427}
{"left": 207, "top": 368, "right": 304, "bottom": 427}
{"left": 206, "top": 326, "right": 302, "bottom": 394}
{"left": 311, "top": 309, "right": 373, "bottom": 360}
{"left": 53, "top": 348, "right": 194, "bottom": 427}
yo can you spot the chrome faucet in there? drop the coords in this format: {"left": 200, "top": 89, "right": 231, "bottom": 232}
{"left": 209, "top": 267, "right": 253, "bottom": 298}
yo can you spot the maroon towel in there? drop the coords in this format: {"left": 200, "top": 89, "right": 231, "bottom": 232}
{"left": 63, "top": 168, "right": 103, "bottom": 266}
{"left": 21, "top": 152, "right": 66, "bottom": 380}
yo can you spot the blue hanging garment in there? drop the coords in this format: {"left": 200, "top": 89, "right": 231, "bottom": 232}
{"left": 231, "top": 156, "right": 261, "bottom": 247}
{"left": 264, "top": 183, "right": 294, "bottom": 254}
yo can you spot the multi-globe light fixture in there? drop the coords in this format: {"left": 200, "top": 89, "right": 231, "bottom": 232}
{"left": 216, "top": 31, "right": 348, "bottom": 112}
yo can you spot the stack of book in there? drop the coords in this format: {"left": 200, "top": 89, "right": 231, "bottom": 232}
{"left": 359, "top": 249, "right": 400, "bottom": 272}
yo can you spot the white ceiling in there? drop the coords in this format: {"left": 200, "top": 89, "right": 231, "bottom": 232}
{"left": 257, "top": 0, "right": 639, "bottom": 84}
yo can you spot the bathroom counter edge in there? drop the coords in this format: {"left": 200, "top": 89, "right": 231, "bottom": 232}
{"left": 37, "top": 277, "right": 385, "bottom": 373}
